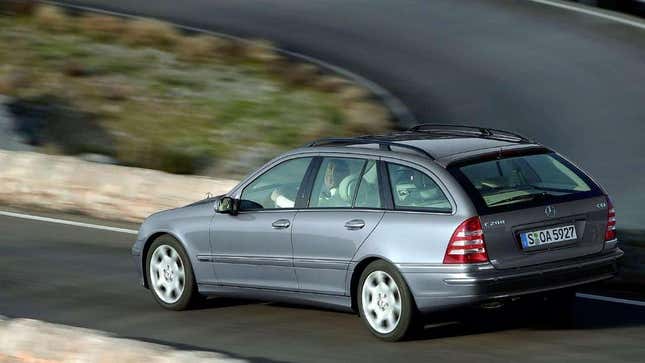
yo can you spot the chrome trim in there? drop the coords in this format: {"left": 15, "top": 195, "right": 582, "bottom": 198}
{"left": 197, "top": 255, "right": 350, "bottom": 270}
{"left": 604, "top": 238, "right": 619, "bottom": 250}
{"left": 396, "top": 262, "right": 494, "bottom": 273}
{"left": 197, "top": 254, "right": 292, "bottom": 267}
{"left": 294, "top": 258, "right": 348, "bottom": 270}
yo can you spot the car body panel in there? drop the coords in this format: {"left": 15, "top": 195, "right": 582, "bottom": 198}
{"left": 292, "top": 209, "right": 385, "bottom": 295}
{"left": 209, "top": 210, "right": 299, "bottom": 290}
{"left": 133, "top": 201, "right": 217, "bottom": 286}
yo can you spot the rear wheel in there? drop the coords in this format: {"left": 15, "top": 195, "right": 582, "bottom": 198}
{"left": 358, "top": 260, "right": 417, "bottom": 341}
{"left": 146, "top": 235, "right": 200, "bottom": 310}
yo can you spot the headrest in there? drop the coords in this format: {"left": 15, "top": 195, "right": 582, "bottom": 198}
{"left": 338, "top": 175, "right": 359, "bottom": 202}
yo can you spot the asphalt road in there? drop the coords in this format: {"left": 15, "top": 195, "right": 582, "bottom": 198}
{"left": 1, "top": 212, "right": 645, "bottom": 362}
{"left": 56, "top": 0, "right": 645, "bottom": 229}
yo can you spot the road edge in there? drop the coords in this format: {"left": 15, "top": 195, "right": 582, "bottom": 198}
{"left": 529, "top": 0, "right": 645, "bottom": 30}
{"left": 0, "top": 316, "right": 246, "bottom": 362}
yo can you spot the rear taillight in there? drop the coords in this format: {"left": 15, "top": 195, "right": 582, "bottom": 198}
{"left": 443, "top": 216, "right": 489, "bottom": 264}
{"left": 605, "top": 197, "right": 616, "bottom": 241}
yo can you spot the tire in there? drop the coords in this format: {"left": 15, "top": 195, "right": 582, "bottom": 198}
{"left": 357, "top": 260, "right": 417, "bottom": 341}
{"left": 145, "top": 235, "right": 200, "bottom": 310}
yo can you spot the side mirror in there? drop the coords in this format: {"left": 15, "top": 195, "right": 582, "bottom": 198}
{"left": 216, "top": 197, "right": 239, "bottom": 215}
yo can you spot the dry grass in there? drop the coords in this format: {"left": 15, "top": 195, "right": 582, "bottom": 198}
{"left": 215, "top": 37, "right": 241, "bottom": 57}
{"left": 337, "top": 85, "right": 371, "bottom": 105}
{"left": 123, "top": 19, "right": 180, "bottom": 47}
{"left": 79, "top": 14, "right": 127, "bottom": 40}
{"left": 313, "top": 75, "right": 350, "bottom": 92}
{"left": 0, "top": 69, "right": 31, "bottom": 95}
{"left": 344, "top": 102, "right": 392, "bottom": 134}
{"left": 62, "top": 61, "right": 91, "bottom": 77}
{"left": 283, "top": 63, "right": 319, "bottom": 85}
{"left": 175, "top": 34, "right": 219, "bottom": 62}
{"left": 33, "top": 5, "right": 73, "bottom": 32}
{"left": 0, "top": 78, "right": 14, "bottom": 95}
{"left": 241, "top": 39, "right": 281, "bottom": 63}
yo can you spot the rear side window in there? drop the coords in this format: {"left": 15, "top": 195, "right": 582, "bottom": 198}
{"left": 449, "top": 152, "right": 602, "bottom": 214}
{"left": 387, "top": 163, "right": 451, "bottom": 213}
{"left": 355, "top": 160, "right": 382, "bottom": 209}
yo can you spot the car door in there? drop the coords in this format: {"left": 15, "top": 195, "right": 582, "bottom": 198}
{"left": 209, "top": 157, "right": 313, "bottom": 290}
{"left": 291, "top": 156, "right": 385, "bottom": 295}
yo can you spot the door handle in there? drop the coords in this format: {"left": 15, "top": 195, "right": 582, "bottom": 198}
{"left": 344, "top": 219, "right": 365, "bottom": 230}
{"left": 272, "top": 219, "right": 291, "bottom": 229}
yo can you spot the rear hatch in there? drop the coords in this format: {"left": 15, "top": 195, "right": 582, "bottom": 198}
{"left": 448, "top": 149, "right": 609, "bottom": 269}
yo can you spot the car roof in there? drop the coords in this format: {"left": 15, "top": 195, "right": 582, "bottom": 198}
{"left": 305, "top": 124, "right": 547, "bottom": 166}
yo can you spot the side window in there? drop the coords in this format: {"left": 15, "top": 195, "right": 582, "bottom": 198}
{"left": 354, "top": 160, "right": 382, "bottom": 208}
{"left": 387, "top": 163, "right": 452, "bottom": 212}
{"left": 309, "top": 157, "right": 366, "bottom": 208}
{"left": 241, "top": 157, "right": 312, "bottom": 210}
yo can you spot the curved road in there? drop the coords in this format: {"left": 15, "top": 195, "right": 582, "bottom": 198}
{"left": 1, "top": 211, "right": 644, "bottom": 362}
{"left": 4, "top": 1, "right": 645, "bottom": 361}
{"left": 58, "top": 0, "right": 645, "bottom": 229}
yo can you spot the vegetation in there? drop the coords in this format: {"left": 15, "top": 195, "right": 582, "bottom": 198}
{"left": 0, "top": 5, "right": 391, "bottom": 176}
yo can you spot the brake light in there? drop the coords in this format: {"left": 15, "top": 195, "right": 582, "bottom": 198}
{"left": 443, "top": 216, "right": 489, "bottom": 264}
{"left": 605, "top": 197, "right": 616, "bottom": 241}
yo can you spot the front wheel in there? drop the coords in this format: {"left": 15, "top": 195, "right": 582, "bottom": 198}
{"left": 358, "top": 260, "right": 417, "bottom": 341}
{"left": 146, "top": 235, "right": 200, "bottom": 310}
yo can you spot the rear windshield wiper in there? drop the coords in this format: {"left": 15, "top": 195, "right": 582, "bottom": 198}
{"left": 488, "top": 192, "right": 554, "bottom": 206}
{"left": 528, "top": 184, "right": 579, "bottom": 193}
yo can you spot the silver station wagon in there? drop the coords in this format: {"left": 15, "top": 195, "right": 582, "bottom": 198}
{"left": 132, "top": 124, "right": 623, "bottom": 341}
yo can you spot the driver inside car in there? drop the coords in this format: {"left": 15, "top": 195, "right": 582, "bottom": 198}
{"left": 270, "top": 159, "right": 350, "bottom": 208}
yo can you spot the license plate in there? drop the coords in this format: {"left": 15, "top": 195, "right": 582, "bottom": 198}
{"left": 520, "top": 225, "right": 577, "bottom": 249}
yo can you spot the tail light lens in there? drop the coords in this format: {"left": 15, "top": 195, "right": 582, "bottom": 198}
{"left": 443, "top": 216, "right": 489, "bottom": 264}
{"left": 605, "top": 197, "right": 616, "bottom": 241}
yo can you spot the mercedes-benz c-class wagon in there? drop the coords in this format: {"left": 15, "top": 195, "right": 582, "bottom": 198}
{"left": 132, "top": 124, "right": 622, "bottom": 341}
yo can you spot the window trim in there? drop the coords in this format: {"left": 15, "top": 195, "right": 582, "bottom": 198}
{"left": 378, "top": 160, "right": 394, "bottom": 210}
{"left": 384, "top": 161, "right": 454, "bottom": 214}
{"left": 296, "top": 156, "right": 322, "bottom": 209}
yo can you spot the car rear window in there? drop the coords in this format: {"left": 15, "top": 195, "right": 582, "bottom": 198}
{"left": 448, "top": 151, "right": 603, "bottom": 214}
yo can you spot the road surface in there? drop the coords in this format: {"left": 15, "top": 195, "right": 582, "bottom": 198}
{"left": 1, "top": 211, "right": 644, "bottom": 362}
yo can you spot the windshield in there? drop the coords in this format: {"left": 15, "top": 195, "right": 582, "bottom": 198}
{"left": 449, "top": 151, "right": 602, "bottom": 214}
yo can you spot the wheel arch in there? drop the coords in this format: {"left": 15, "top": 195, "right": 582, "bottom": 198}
{"left": 349, "top": 255, "right": 407, "bottom": 312}
{"left": 140, "top": 231, "right": 186, "bottom": 289}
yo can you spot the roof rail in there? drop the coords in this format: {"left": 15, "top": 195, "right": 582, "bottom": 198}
{"left": 408, "top": 123, "right": 532, "bottom": 143}
{"left": 306, "top": 137, "right": 435, "bottom": 160}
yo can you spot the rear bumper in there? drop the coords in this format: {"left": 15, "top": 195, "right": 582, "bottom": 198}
{"left": 398, "top": 248, "right": 623, "bottom": 313}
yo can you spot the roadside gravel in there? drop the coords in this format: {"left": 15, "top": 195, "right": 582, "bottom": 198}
{"left": 0, "top": 317, "right": 247, "bottom": 362}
